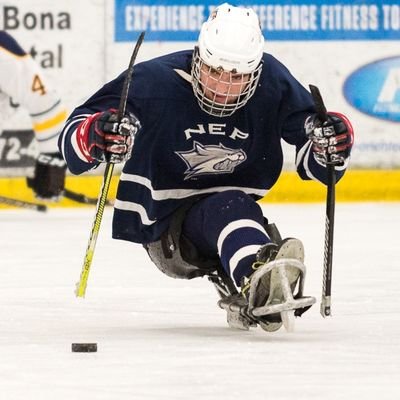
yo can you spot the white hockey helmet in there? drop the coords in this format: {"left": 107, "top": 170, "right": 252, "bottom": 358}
{"left": 191, "top": 3, "right": 265, "bottom": 117}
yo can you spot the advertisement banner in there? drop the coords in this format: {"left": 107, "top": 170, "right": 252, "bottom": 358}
{"left": 344, "top": 56, "right": 400, "bottom": 123}
{"left": 0, "top": 130, "right": 36, "bottom": 177}
{"left": 0, "top": 0, "right": 399, "bottom": 172}
{"left": 115, "top": 0, "right": 400, "bottom": 41}
{"left": 0, "top": 1, "right": 106, "bottom": 112}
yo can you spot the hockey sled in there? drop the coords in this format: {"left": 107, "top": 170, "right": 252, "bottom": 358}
{"left": 210, "top": 257, "right": 316, "bottom": 332}
{"left": 247, "top": 258, "right": 316, "bottom": 332}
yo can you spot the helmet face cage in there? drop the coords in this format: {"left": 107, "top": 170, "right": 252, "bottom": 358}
{"left": 191, "top": 49, "right": 263, "bottom": 117}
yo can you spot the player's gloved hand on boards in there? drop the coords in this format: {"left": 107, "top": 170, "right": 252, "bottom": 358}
{"left": 76, "top": 109, "right": 141, "bottom": 164}
{"left": 305, "top": 112, "right": 354, "bottom": 166}
{"left": 27, "top": 152, "right": 67, "bottom": 201}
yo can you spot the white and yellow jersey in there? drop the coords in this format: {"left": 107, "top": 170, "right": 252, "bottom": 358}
{"left": 0, "top": 31, "right": 68, "bottom": 153}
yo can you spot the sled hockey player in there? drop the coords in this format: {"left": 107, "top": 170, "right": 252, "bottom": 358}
{"left": 59, "top": 3, "right": 353, "bottom": 332}
{"left": 0, "top": 31, "right": 67, "bottom": 200}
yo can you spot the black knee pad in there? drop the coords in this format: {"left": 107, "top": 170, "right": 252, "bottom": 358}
{"left": 144, "top": 200, "right": 219, "bottom": 280}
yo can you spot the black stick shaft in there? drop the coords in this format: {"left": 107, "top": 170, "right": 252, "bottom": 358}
{"left": 309, "top": 84, "right": 335, "bottom": 318}
{"left": 117, "top": 32, "right": 145, "bottom": 121}
{"left": 324, "top": 164, "right": 335, "bottom": 302}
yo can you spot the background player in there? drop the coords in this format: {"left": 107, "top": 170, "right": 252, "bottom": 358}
{"left": 0, "top": 30, "right": 67, "bottom": 200}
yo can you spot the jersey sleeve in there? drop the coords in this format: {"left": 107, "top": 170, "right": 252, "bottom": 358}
{"left": 276, "top": 62, "right": 346, "bottom": 185}
{"left": 58, "top": 70, "right": 135, "bottom": 175}
{"left": 0, "top": 32, "right": 68, "bottom": 153}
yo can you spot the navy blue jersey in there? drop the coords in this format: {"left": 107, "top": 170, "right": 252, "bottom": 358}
{"left": 59, "top": 50, "right": 345, "bottom": 244}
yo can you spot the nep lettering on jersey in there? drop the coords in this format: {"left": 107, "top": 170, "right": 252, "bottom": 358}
{"left": 184, "top": 124, "right": 249, "bottom": 140}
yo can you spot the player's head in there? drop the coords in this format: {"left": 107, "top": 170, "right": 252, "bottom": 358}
{"left": 191, "top": 3, "right": 264, "bottom": 117}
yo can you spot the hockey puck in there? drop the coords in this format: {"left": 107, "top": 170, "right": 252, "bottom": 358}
{"left": 71, "top": 343, "right": 97, "bottom": 353}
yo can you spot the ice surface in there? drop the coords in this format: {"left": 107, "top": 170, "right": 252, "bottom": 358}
{"left": 0, "top": 203, "right": 399, "bottom": 400}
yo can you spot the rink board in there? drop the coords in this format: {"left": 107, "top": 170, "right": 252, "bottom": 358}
{"left": 0, "top": 169, "right": 399, "bottom": 209}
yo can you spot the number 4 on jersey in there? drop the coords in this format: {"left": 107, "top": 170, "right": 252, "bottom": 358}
{"left": 32, "top": 74, "right": 47, "bottom": 95}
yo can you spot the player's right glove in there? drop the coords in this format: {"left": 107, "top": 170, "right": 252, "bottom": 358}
{"left": 76, "top": 109, "right": 141, "bottom": 164}
{"left": 305, "top": 112, "right": 354, "bottom": 166}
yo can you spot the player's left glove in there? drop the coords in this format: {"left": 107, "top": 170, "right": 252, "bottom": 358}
{"left": 27, "top": 152, "right": 67, "bottom": 201}
{"left": 305, "top": 112, "right": 354, "bottom": 166}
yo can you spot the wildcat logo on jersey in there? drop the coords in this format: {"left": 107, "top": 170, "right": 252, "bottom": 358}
{"left": 176, "top": 141, "right": 246, "bottom": 180}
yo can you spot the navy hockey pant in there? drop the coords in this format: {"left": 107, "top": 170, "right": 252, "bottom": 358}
{"left": 182, "top": 190, "right": 271, "bottom": 286}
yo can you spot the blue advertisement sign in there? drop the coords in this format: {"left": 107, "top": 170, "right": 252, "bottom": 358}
{"left": 115, "top": 0, "right": 400, "bottom": 41}
{"left": 344, "top": 56, "right": 400, "bottom": 123}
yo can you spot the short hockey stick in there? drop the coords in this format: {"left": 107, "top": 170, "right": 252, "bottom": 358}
{"left": 63, "top": 188, "right": 113, "bottom": 206}
{"left": 75, "top": 31, "right": 145, "bottom": 298}
{"left": 309, "top": 84, "right": 335, "bottom": 318}
{"left": 0, "top": 195, "right": 47, "bottom": 212}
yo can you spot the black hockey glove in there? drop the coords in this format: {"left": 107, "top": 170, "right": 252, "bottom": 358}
{"left": 305, "top": 112, "right": 354, "bottom": 166}
{"left": 76, "top": 109, "right": 141, "bottom": 164}
{"left": 27, "top": 152, "right": 67, "bottom": 201}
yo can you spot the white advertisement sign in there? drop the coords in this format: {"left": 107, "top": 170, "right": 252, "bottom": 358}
{"left": 0, "top": 0, "right": 399, "bottom": 172}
